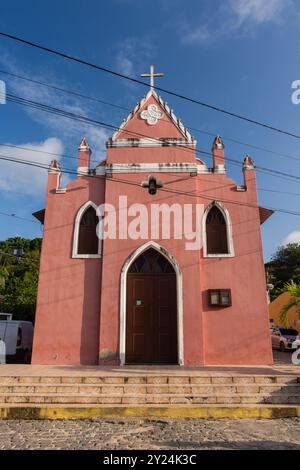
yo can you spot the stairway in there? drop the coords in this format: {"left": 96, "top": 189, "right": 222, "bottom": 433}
{"left": 0, "top": 373, "right": 299, "bottom": 406}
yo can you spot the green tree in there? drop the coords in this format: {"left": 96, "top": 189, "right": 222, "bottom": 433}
{"left": 280, "top": 282, "right": 300, "bottom": 326}
{"left": 266, "top": 243, "right": 300, "bottom": 301}
{"left": 0, "top": 237, "right": 42, "bottom": 322}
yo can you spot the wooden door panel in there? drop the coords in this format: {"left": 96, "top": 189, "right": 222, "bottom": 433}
{"left": 157, "top": 306, "right": 170, "bottom": 328}
{"left": 132, "top": 334, "right": 146, "bottom": 358}
{"left": 126, "top": 273, "right": 178, "bottom": 364}
{"left": 154, "top": 275, "right": 177, "bottom": 363}
{"left": 126, "top": 275, "right": 152, "bottom": 363}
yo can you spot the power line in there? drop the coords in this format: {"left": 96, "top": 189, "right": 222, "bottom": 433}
{"left": 0, "top": 210, "right": 39, "bottom": 224}
{"left": 194, "top": 129, "right": 300, "bottom": 164}
{"left": 6, "top": 91, "right": 300, "bottom": 186}
{"left": 3, "top": 136, "right": 298, "bottom": 187}
{"left": 2, "top": 92, "right": 298, "bottom": 215}
{"left": 4, "top": 90, "right": 296, "bottom": 188}
{"left": 1, "top": 31, "right": 300, "bottom": 140}
{"left": 197, "top": 149, "right": 300, "bottom": 184}
{"left": 0, "top": 69, "right": 129, "bottom": 112}
{"left": 3, "top": 68, "right": 300, "bottom": 165}
{"left": 4, "top": 91, "right": 300, "bottom": 213}
{"left": 2, "top": 151, "right": 300, "bottom": 218}
{"left": 0, "top": 142, "right": 100, "bottom": 165}
{"left": 258, "top": 188, "right": 300, "bottom": 197}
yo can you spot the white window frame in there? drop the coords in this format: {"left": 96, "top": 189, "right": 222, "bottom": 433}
{"left": 72, "top": 201, "right": 102, "bottom": 259}
{"left": 202, "top": 201, "right": 234, "bottom": 258}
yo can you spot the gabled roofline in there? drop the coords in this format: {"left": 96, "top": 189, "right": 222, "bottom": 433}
{"left": 109, "top": 89, "right": 196, "bottom": 145}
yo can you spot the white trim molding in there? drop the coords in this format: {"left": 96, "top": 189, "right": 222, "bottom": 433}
{"left": 202, "top": 201, "right": 235, "bottom": 258}
{"left": 77, "top": 166, "right": 89, "bottom": 176}
{"left": 110, "top": 89, "right": 196, "bottom": 145}
{"left": 95, "top": 165, "right": 106, "bottom": 175}
{"left": 119, "top": 241, "right": 184, "bottom": 366}
{"left": 98, "top": 162, "right": 209, "bottom": 175}
{"left": 106, "top": 138, "right": 196, "bottom": 148}
{"left": 213, "top": 164, "right": 226, "bottom": 174}
{"left": 72, "top": 200, "right": 102, "bottom": 259}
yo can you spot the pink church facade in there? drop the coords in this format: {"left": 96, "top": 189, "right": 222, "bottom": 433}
{"left": 32, "top": 88, "right": 273, "bottom": 366}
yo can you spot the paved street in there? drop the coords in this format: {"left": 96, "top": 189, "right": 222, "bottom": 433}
{"left": 273, "top": 350, "right": 295, "bottom": 366}
{"left": 0, "top": 418, "right": 299, "bottom": 450}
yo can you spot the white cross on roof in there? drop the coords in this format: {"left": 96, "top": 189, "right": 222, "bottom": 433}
{"left": 141, "top": 65, "right": 164, "bottom": 90}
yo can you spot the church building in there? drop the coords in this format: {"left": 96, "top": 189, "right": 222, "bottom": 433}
{"left": 32, "top": 70, "right": 273, "bottom": 366}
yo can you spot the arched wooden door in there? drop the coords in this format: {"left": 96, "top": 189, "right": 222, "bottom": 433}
{"left": 125, "top": 248, "right": 178, "bottom": 364}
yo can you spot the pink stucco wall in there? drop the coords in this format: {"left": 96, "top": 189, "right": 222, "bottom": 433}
{"left": 199, "top": 171, "right": 272, "bottom": 365}
{"left": 32, "top": 90, "right": 273, "bottom": 366}
{"left": 98, "top": 171, "right": 204, "bottom": 365}
{"left": 116, "top": 94, "right": 184, "bottom": 141}
{"left": 32, "top": 173, "right": 105, "bottom": 365}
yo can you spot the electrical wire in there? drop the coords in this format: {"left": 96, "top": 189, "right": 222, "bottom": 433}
{"left": 1, "top": 31, "right": 300, "bottom": 140}
{"left": 2, "top": 151, "right": 300, "bottom": 218}
{"left": 5, "top": 92, "right": 300, "bottom": 186}
{"left": 2, "top": 67, "right": 300, "bottom": 164}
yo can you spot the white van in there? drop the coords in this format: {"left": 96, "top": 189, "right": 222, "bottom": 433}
{"left": 0, "top": 321, "right": 33, "bottom": 363}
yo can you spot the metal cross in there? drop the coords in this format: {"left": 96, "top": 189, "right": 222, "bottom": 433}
{"left": 141, "top": 65, "right": 164, "bottom": 90}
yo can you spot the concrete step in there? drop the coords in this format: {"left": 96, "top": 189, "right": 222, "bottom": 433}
{"left": 0, "top": 374, "right": 299, "bottom": 410}
{"left": 0, "top": 375, "right": 299, "bottom": 385}
{"left": 0, "top": 383, "right": 299, "bottom": 395}
{"left": 0, "top": 367, "right": 299, "bottom": 419}
{"left": 1, "top": 392, "right": 300, "bottom": 405}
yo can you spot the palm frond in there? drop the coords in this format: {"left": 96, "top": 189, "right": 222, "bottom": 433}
{"left": 280, "top": 299, "right": 296, "bottom": 325}
{"left": 280, "top": 282, "right": 300, "bottom": 324}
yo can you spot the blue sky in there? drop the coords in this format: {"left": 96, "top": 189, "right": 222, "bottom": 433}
{"left": 0, "top": 0, "right": 300, "bottom": 260}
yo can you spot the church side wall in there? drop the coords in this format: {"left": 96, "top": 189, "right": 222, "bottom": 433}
{"left": 198, "top": 173, "right": 273, "bottom": 365}
{"left": 32, "top": 176, "right": 104, "bottom": 365}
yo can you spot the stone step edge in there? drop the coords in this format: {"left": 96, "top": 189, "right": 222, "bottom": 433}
{"left": 1, "top": 392, "right": 300, "bottom": 397}
{"left": 0, "top": 383, "right": 299, "bottom": 389}
{"left": 0, "top": 375, "right": 299, "bottom": 383}
{"left": 2, "top": 400, "right": 300, "bottom": 405}
{"left": 1, "top": 405, "right": 300, "bottom": 420}
{"left": 0, "top": 387, "right": 299, "bottom": 395}
{"left": 0, "top": 402, "right": 299, "bottom": 408}
{"left": 2, "top": 395, "right": 299, "bottom": 404}
{"left": 3, "top": 400, "right": 299, "bottom": 404}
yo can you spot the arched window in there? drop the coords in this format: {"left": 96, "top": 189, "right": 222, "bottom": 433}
{"left": 205, "top": 205, "right": 230, "bottom": 255}
{"left": 78, "top": 206, "right": 98, "bottom": 255}
{"left": 73, "top": 202, "right": 101, "bottom": 258}
{"left": 128, "top": 248, "right": 175, "bottom": 274}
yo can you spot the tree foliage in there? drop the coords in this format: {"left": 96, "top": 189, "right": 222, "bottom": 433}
{"left": 266, "top": 243, "right": 300, "bottom": 301}
{"left": 279, "top": 282, "right": 300, "bottom": 326}
{"left": 0, "top": 237, "right": 42, "bottom": 322}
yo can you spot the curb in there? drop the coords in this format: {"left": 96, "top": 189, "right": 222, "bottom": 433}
{"left": 1, "top": 406, "right": 300, "bottom": 420}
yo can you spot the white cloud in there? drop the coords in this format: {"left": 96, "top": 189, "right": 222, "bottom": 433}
{"left": 1, "top": 57, "right": 110, "bottom": 161}
{"left": 282, "top": 231, "right": 300, "bottom": 245}
{"left": 0, "top": 138, "right": 65, "bottom": 197}
{"left": 115, "top": 37, "right": 155, "bottom": 81}
{"left": 182, "top": 0, "right": 289, "bottom": 45}
{"left": 230, "top": 0, "right": 287, "bottom": 25}
{"left": 116, "top": 52, "right": 134, "bottom": 77}
{"left": 182, "top": 26, "right": 211, "bottom": 45}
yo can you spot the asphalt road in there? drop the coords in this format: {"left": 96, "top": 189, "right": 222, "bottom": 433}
{"left": 273, "top": 349, "right": 297, "bottom": 365}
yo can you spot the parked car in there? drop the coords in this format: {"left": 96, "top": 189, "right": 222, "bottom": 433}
{"left": 270, "top": 326, "right": 299, "bottom": 352}
{"left": 0, "top": 321, "right": 33, "bottom": 363}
